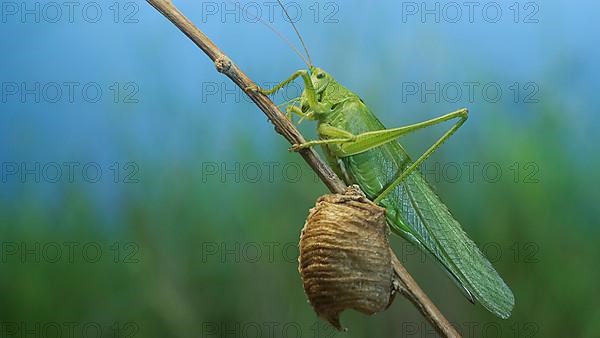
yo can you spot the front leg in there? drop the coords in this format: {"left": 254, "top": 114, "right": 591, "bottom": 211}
{"left": 258, "top": 70, "right": 320, "bottom": 109}
{"left": 258, "top": 70, "right": 304, "bottom": 95}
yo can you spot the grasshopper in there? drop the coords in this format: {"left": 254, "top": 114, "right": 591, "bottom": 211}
{"left": 256, "top": 1, "right": 514, "bottom": 319}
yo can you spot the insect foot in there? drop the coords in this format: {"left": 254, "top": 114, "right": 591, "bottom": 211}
{"left": 244, "top": 84, "right": 260, "bottom": 92}
{"left": 298, "top": 185, "right": 394, "bottom": 331}
{"left": 289, "top": 143, "right": 305, "bottom": 152}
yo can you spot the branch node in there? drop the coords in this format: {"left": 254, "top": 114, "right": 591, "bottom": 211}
{"left": 215, "top": 55, "right": 232, "bottom": 74}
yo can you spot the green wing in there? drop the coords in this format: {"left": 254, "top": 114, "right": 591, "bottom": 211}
{"left": 385, "top": 169, "right": 514, "bottom": 318}
{"left": 342, "top": 146, "right": 514, "bottom": 318}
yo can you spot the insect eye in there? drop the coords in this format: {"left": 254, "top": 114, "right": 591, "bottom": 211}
{"left": 316, "top": 73, "right": 325, "bottom": 79}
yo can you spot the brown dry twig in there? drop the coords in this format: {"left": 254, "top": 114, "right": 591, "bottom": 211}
{"left": 144, "top": 1, "right": 461, "bottom": 337}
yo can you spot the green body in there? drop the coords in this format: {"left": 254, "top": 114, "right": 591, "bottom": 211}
{"left": 263, "top": 67, "right": 514, "bottom": 319}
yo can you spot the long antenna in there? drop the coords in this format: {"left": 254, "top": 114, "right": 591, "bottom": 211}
{"left": 227, "top": 0, "right": 311, "bottom": 68}
{"left": 276, "top": 0, "right": 313, "bottom": 67}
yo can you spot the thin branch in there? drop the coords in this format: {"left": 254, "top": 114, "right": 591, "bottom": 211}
{"left": 145, "top": 1, "right": 460, "bottom": 337}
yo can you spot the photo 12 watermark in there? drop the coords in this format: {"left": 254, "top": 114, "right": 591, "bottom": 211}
{"left": 201, "top": 81, "right": 303, "bottom": 104}
{"left": 401, "top": 2, "right": 540, "bottom": 24}
{"left": 1, "top": 161, "right": 140, "bottom": 184}
{"left": 401, "top": 81, "right": 540, "bottom": 104}
{"left": 201, "top": 320, "right": 339, "bottom": 338}
{"left": 420, "top": 161, "right": 540, "bottom": 184}
{"left": 397, "top": 240, "right": 540, "bottom": 265}
{"left": 1, "top": 82, "right": 139, "bottom": 104}
{"left": 200, "top": 161, "right": 306, "bottom": 184}
{"left": 1, "top": 1, "right": 140, "bottom": 24}
{"left": 401, "top": 321, "right": 539, "bottom": 338}
{"left": 0, "top": 321, "right": 139, "bottom": 338}
{"left": 200, "top": 241, "right": 298, "bottom": 264}
{"left": 0, "top": 241, "right": 140, "bottom": 264}
{"left": 200, "top": 1, "right": 340, "bottom": 24}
